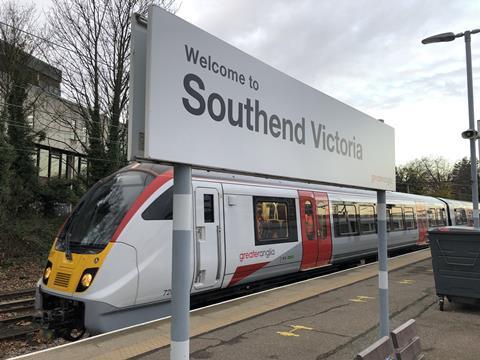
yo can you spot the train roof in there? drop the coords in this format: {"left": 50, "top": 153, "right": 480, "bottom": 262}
{"left": 120, "top": 162, "right": 455, "bottom": 207}
{"left": 438, "top": 198, "right": 473, "bottom": 209}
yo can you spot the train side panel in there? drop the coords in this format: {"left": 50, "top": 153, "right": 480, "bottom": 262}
{"left": 221, "top": 183, "right": 302, "bottom": 287}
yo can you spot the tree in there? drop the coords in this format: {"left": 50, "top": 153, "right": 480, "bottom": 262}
{"left": 450, "top": 157, "right": 476, "bottom": 201}
{"left": 0, "top": 1, "right": 46, "bottom": 216}
{"left": 47, "top": 0, "right": 178, "bottom": 185}
{"left": 396, "top": 157, "right": 452, "bottom": 198}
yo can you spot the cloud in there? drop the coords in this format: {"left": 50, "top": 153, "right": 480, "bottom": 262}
{"left": 178, "top": 0, "right": 480, "bottom": 164}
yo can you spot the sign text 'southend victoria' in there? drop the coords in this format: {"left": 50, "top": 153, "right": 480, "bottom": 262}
{"left": 143, "top": 6, "right": 395, "bottom": 191}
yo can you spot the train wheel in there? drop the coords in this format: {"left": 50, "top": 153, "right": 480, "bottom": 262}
{"left": 61, "top": 327, "right": 85, "bottom": 341}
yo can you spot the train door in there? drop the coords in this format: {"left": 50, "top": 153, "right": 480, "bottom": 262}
{"left": 314, "top": 192, "right": 332, "bottom": 266}
{"left": 299, "top": 191, "right": 332, "bottom": 270}
{"left": 193, "top": 186, "right": 223, "bottom": 290}
{"left": 415, "top": 202, "right": 428, "bottom": 245}
{"left": 299, "top": 191, "right": 318, "bottom": 270}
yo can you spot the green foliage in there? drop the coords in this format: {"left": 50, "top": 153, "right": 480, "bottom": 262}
{"left": 37, "top": 178, "right": 86, "bottom": 217}
{"left": 0, "top": 215, "right": 66, "bottom": 266}
{"left": 396, "top": 157, "right": 453, "bottom": 198}
{"left": 451, "top": 157, "right": 474, "bottom": 201}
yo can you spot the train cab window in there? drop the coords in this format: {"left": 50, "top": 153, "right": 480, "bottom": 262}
{"left": 56, "top": 171, "right": 154, "bottom": 253}
{"left": 390, "top": 206, "right": 404, "bottom": 231}
{"left": 304, "top": 200, "right": 316, "bottom": 240}
{"left": 333, "top": 203, "right": 359, "bottom": 237}
{"left": 404, "top": 207, "right": 416, "bottom": 230}
{"left": 253, "top": 196, "right": 297, "bottom": 245}
{"left": 316, "top": 201, "right": 328, "bottom": 238}
{"left": 359, "top": 205, "right": 376, "bottom": 234}
{"left": 203, "top": 194, "right": 215, "bottom": 223}
{"left": 142, "top": 186, "right": 173, "bottom": 220}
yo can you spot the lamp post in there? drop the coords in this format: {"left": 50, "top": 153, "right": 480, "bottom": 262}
{"left": 422, "top": 29, "right": 480, "bottom": 228}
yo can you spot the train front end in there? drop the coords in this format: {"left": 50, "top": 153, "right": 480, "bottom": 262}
{"left": 35, "top": 163, "right": 171, "bottom": 339}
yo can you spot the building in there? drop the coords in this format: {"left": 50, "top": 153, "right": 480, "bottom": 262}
{"left": 0, "top": 45, "right": 88, "bottom": 180}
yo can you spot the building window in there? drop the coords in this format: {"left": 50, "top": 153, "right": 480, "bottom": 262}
{"left": 38, "top": 149, "right": 49, "bottom": 177}
{"left": 35, "top": 146, "right": 86, "bottom": 179}
{"left": 49, "top": 151, "right": 61, "bottom": 178}
{"left": 253, "top": 196, "right": 297, "bottom": 245}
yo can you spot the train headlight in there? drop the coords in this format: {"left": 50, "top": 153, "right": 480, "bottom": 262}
{"left": 81, "top": 273, "right": 93, "bottom": 288}
{"left": 43, "top": 261, "right": 53, "bottom": 285}
{"left": 44, "top": 267, "right": 52, "bottom": 280}
{"left": 76, "top": 268, "right": 98, "bottom": 292}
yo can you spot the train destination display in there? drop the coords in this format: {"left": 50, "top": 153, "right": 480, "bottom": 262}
{"left": 142, "top": 6, "right": 395, "bottom": 191}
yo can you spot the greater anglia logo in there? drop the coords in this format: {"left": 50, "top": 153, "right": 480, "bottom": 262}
{"left": 239, "top": 249, "right": 275, "bottom": 262}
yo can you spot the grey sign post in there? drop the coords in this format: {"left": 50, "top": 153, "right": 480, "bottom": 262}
{"left": 377, "top": 190, "right": 389, "bottom": 337}
{"left": 171, "top": 164, "right": 193, "bottom": 359}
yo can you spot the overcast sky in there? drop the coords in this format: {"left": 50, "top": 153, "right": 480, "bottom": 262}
{"left": 34, "top": 0, "right": 480, "bottom": 165}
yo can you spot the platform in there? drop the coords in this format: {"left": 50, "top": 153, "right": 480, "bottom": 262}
{"left": 14, "top": 249, "right": 480, "bottom": 360}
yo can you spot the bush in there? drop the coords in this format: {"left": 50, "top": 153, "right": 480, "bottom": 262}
{"left": 0, "top": 215, "right": 66, "bottom": 266}
{"left": 37, "top": 178, "right": 86, "bottom": 217}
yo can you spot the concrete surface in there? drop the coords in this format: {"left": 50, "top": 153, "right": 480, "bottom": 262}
{"left": 138, "top": 258, "right": 480, "bottom": 360}
{"left": 13, "top": 250, "right": 436, "bottom": 360}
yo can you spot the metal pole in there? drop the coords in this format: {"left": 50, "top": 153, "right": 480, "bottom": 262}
{"left": 465, "top": 31, "right": 480, "bottom": 228}
{"left": 477, "top": 119, "right": 480, "bottom": 194}
{"left": 171, "top": 164, "right": 193, "bottom": 360}
{"left": 377, "top": 190, "right": 389, "bottom": 337}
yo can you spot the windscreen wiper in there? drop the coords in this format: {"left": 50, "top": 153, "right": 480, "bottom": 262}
{"left": 65, "top": 230, "right": 73, "bottom": 261}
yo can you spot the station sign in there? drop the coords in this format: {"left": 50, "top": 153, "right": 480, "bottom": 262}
{"left": 135, "top": 6, "right": 395, "bottom": 191}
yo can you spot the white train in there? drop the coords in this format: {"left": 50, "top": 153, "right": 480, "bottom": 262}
{"left": 35, "top": 163, "right": 473, "bottom": 339}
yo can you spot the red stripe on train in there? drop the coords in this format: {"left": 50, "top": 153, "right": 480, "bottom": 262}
{"left": 228, "top": 262, "right": 269, "bottom": 287}
{"left": 110, "top": 170, "right": 173, "bottom": 242}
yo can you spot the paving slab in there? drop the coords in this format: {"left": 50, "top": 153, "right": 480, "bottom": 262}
{"left": 13, "top": 250, "right": 435, "bottom": 360}
{"left": 139, "top": 258, "right": 480, "bottom": 360}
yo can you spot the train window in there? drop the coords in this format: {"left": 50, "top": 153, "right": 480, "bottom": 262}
{"left": 466, "top": 209, "right": 473, "bottom": 226}
{"left": 359, "top": 205, "right": 376, "bottom": 234}
{"left": 454, "top": 208, "right": 467, "bottom": 225}
{"left": 333, "top": 203, "right": 359, "bottom": 237}
{"left": 390, "top": 206, "right": 404, "bottom": 231}
{"left": 304, "top": 200, "right": 316, "bottom": 240}
{"left": 436, "top": 208, "right": 447, "bottom": 226}
{"left": 316, "top": 201, "right": 328, "bottom": 238}
{"left": 204, "top": 194, "right": 215, "bottom": 223}
{"left": 142, "top": 186, "right": 173, "bottom": 221}
{"left": 56, "top": 171, "right": 154, "bottom": 253}
{"left": 427, "top": 208, "right": 436, "bottom": 227}
{"left": 386, "top": 208, "right": 392, "bottom": 232}
{"left": 253, "top": 196, "right": 297, "bottom": 245}
{"left": 404, "top": 207, "right": 416, "bottom": 230}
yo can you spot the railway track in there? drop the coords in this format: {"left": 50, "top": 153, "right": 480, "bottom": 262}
{"left": 0, "top": 288, "right": 39, "bottom": 341}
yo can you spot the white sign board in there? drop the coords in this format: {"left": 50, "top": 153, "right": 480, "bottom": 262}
{"left": 143, "top": 6, "right": 395, "bottom": 191}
